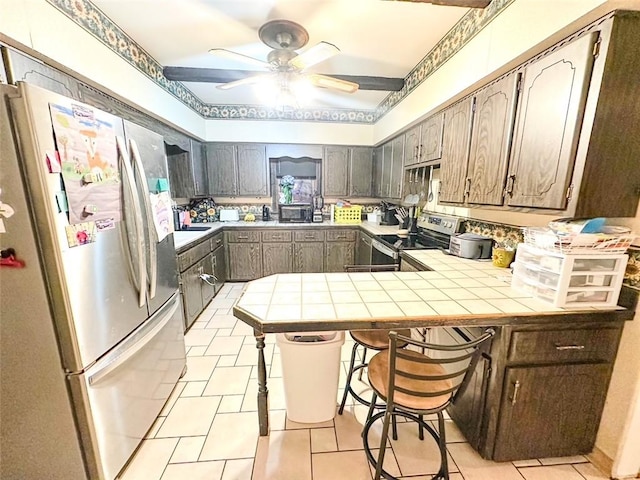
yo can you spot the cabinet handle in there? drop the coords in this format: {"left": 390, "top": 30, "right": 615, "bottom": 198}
{"left": 304, "top": 235, "right": 316, "bottom": 239}
{"left": 511, "top": 380, "right": 521, "bottom": 405}
{"left": 555, "top": 344, "right": 585, "bottom": 351}
{"left": 505, "top": 174, "right": 516, "bottom": 196}
{"left": 237, "top": 235, "right": 249, "bottom": 240}
{"left": 418, "top": 144, "right": 423, "bottom": 161}
{"left": 464, "top": 178, "right": 471, "bottom": 197}
{"left": 199, "top": 273, "right": 216, "bottom": 286}
{"left": 216, "top": 239, "right": 222, "bottom": 245}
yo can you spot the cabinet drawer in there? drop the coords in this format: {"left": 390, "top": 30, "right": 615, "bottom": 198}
{"left": 178, "top": 239, "right": 212, "bottom": 272}
{"left": 294, "top": 230, "right": 325, "bottom": 242}
{"left": 211, "top": 232, "right": 224, "bottom": 251}
{"left": 508, "top": 328, "right": 620, "bottom": 364}
{"left": 326, "top": 229, "right": 356, "bottom": 242}
{"left": 226, "top": 230, "right": 260, "bottom": 243}
{"left": 261, "top": 231, "right": 292, "bottom": 242}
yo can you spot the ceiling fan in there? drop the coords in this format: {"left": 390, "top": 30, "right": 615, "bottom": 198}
{"left": 163, "top": 19, "right": 405, "bottom": 94}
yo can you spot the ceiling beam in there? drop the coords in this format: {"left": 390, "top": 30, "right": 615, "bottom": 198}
{"left": 162, "top": 67, "right": 405, "bottom": 92}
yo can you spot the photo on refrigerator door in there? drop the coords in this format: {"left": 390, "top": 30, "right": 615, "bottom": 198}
{"left": 49, "top": 102, "right": 122, "bottom": 224}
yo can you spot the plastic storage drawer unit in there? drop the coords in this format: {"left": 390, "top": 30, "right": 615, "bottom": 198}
{"left": 512, "top": 244, "right": 628, "bottom": 308}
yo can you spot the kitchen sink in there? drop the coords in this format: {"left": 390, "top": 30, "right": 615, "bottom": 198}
{"left": 180, "top": 226, "right": 210, "bottom": 232}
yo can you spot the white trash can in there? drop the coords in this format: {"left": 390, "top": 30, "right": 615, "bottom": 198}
{"left": 275, "top": 331, "right": 345, "bottom": 423}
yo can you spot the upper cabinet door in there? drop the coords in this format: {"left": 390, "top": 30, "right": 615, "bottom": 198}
{"left": 349, "top": 147, "right": 373, "bottom": 197}
{"left": 467, "top": 73, "right": 519, "bottom": 205}
{"left": 403, "top": 125, "right": 421, "bottom": 166}
{"left": 206, "top": 143, "right": 236, "bottom": 196}
{"left": 380, "top": 142, "right": 393, "bottom": 198}
{"left": 323, "top": 146, "right": 349, "bottom": 197}
{"left": 389, "top": 136, "right": 405, "bottom": 199}
{"left": 439, "top": 97, "right": 474, "bottom": 204}
{"left": 419, "top": 112, "right": 444, "bottom": 163}
{"left": 190, "top": 140, "right": 208, "bottom": 196}
{"left": 506, "top": 32, "right": 598, "bottom": 209}
{"left": 236, "top": 144, "right": 268, "bottom": 196}
{"left": 372, "top": 146, "right": 384, "bottom": 197}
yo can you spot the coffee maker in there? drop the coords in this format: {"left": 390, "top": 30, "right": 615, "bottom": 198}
{"left": 312, "top": 193, "right": 324, "bottom": 223}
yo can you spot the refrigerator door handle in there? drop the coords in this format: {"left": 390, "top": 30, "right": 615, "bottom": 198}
{"left": 128, "top": 137, "right": 158, "bottom": 300}
{"left": 87, "top": 296, "right": 179, "bottom": 386}
{"left": 117, "top": 136, "right": 147, "bottom": 308}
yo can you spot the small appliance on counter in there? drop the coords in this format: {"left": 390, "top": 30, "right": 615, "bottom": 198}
{"left": 449, "top": 233, "right": 493, "bottom": 259}
{"left": 312, "top": 193, "right": 324, "bottom": 223}
{"left": 278, "top": 203, "right": 313, "bottom": 223}
{"left": 219, "top": 209, "right": 240, "bottom": 222}
{"left": 262, "top": 205, "right": 271, "bottom": 221}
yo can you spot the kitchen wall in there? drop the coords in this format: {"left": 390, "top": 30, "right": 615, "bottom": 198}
{"left": 2, "top": 0, "right": 639, "bottom": 476}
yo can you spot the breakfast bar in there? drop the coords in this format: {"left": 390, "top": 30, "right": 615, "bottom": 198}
{"left": 232, "top": 250, "right": 635, "bottom": 460}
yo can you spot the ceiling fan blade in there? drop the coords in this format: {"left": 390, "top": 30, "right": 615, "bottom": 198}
{"left": 384, "top": 0, "right": 492, "bottom": 7}
{"left": 307, "top": 74, "right": 359, "bottom": 94}
{"left": 216, "top": 73, "right": 276, "bottom": 90}
{"left": 163, "top": 67, "right": 405, "bottom": 91}
{"left": 208, "top": 48, "right": 271, "bottom": 69}
{"left": 290, "top": 42, "right": 340, "bottom": 70}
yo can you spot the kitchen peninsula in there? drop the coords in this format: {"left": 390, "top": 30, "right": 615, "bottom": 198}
{"left": 232, "top": 250, "right": 636, "bottom": 462}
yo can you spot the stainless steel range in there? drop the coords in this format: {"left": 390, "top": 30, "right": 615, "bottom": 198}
{"left": 371, "top": 213, "right": 462, "bottom": 265}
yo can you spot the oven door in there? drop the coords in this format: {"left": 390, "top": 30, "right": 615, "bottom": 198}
{"left": 371, "top": 239, "right": 399, "bottom": 265}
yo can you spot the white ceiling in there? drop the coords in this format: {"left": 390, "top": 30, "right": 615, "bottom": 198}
{"left": 91, "top": 0, "right": 471, "bottom": 110}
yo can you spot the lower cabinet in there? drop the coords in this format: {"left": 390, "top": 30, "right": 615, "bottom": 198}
{"left": 293, "top": 230, "right": 325, "bottom": 273}
{"left": 477, "top": 325, "right": 621, "bottom": 461}
{"left": 212, "top": 243, "right": 226, "bottom": 294}
{"left": 226, "top": 230, "right": 262, "bottom": 281}
{"left": 262, "top": 243, "right": 293, "bottom": 276}
{"left": 177, "top": 232, "right": 226, "bottom": 331}
{"left": 492, "top": 363, "right": 610, "bottom": 461}
{"left": 325, "top": 229, "right": 357, "bottom": 272}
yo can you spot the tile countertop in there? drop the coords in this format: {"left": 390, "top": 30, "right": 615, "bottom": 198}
{"left": 233, "top": 249, "right": 634, "bottom": 334}
{"left": 173, "top": 220, "right": 399, "bottom": 251}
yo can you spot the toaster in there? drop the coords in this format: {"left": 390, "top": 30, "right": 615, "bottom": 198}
{"left": 449, "top": 233, "right": 493, "bottom": 259}
{"left": 219, "top": 209, "right": 240, "bottom": 222}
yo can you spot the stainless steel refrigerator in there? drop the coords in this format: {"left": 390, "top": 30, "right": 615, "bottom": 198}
{"left": 0, "top": 82, "right": 187, "bottom": 480}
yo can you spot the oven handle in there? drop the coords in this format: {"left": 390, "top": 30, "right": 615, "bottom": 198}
{"left": 372, "top": 239, "right": 398, "bottom": 260}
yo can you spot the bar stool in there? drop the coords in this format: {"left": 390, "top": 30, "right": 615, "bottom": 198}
{"left": 362, "top": 328, "right": 495, "bottom": 480}
{"left": 338, "top": 264, "right": 412, "bottom": 439}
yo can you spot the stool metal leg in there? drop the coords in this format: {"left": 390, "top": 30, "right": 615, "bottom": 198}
{"left": 436, "top": 411, "right": 449, "bottom": 480}
{"left": 358, "top": 347, "right": 368, "bottom": 381}
{"left": 338, "top": 342, "right": 359, "bottom": 415}
{"left": 374, "top": 409, "right": 393, "bottom": 480}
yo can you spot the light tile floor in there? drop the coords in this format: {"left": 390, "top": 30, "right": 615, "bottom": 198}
{"left": 119, "top": 282, "right": 610, "bottom": 480}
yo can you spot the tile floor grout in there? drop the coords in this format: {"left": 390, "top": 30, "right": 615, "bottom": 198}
{"left": 118, "top": 282, "right": 609, "bottom": 480}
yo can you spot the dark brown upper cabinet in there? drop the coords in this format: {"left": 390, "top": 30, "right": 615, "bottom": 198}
{"left": 466, "top": 73, "right": 519, "bottom": 205}
{"left": 506, "top": 32, "right": 598, "bottom": 210}
{"left": 404, "top": 113, "right": 445, "bottom": 167}
{"left": 438, "top": 97, "right": 474, "bottom": 204}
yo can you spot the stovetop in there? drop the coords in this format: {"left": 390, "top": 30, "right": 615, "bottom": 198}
{"left": 375, "top": 214, "right": 462, "bottom": 252}
{"left": 376, "top": 234, "right": 445, "bottom": 250}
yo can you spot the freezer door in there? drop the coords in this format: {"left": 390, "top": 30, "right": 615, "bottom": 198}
{"left": 8, "top": 83, "right": 149, "bottom": 371}
{"left": 123, "top": 120, "right": 179, "bottom": 316}
{"left": 69, "top": 292, "right": 186, "bottom": 480}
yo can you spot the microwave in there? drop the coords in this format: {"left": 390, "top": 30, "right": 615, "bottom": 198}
{"left": 278, "top": 204, "right": 312, "bottom": 223}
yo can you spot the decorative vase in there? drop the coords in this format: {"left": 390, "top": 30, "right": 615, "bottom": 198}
{"left": 283, "top": 187, "right": 293, "bottom": 204}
